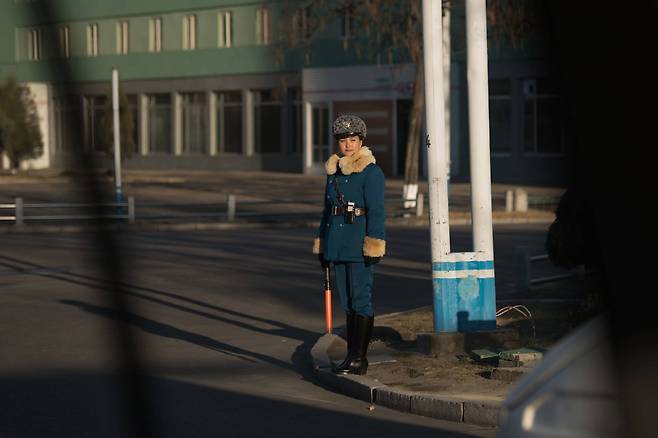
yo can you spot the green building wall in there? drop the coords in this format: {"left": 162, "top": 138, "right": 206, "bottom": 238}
{"left": 2, "top": 0, "right": 554, "bottom": 84}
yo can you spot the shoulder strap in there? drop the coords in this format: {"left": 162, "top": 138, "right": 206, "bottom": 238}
{"left": 333, "top": 176, "right": 345, "bottom": 207}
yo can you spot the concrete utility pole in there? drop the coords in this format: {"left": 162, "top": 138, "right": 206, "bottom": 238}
{"left": 112, "top": 68, "right": 122, "bottom": 208}
{"left": 423, "top": 0, "right": 496, "bottom": 334}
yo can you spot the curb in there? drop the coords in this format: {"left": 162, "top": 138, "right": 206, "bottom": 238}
{"left": 310, "top": 333, "right": 502, "bottom": 428}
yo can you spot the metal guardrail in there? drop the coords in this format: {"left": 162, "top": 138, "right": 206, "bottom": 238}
{"left": 0, "top": 197, "right": 135, "bottom": 225}
{"left": 514, "top": 247, "right": 581, "bottom": 293}
{"left": 0, "top": 194, "right": 426, "bottom": 226}
{"left": 1, "top": 190, "right": 557, "bottom": 227}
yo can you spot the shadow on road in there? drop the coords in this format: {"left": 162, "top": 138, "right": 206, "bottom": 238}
{"left": 0, "top": 372, "right": 485, "bottom": 438}
{"left": 0, "top": 254, "right": 322, "bottom": 383}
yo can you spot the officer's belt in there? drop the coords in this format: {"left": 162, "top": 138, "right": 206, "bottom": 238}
{"left": 331, "top": 206, "right": 367, "bottom": 216}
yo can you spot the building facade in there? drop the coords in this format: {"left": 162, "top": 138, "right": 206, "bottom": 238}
{"left": 0, "top": 0, "right": 569, "bottom": 186}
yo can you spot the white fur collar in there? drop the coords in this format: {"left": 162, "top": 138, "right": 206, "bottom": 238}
{"left": 325, "top": 146, "right": 376, "bottom": 175}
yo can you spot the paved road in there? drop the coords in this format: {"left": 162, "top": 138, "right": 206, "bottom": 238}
{"left": 0, "top": 224, "right": 563, "bottom": 437}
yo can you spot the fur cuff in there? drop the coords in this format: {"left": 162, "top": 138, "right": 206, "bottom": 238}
{"left": 312, "top": 238, "right": 322, "bottom": 254}
{"left": 363, "top": 236, "right": 386, "bottom": 257}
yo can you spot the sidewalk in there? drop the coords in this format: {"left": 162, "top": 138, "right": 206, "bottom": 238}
{"left": 0, "top": 169, "right": 561, "bottom": 232}
{"left": 310, "top": 296, "right": 595, "bottom": 427}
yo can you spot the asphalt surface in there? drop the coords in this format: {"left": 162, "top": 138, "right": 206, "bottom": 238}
{"left": 0, "top": 224, "right": 563, "bottom": 437}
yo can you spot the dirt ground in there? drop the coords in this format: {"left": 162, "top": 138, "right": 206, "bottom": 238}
{"left": 364, "top": 283, "right": 602, "bottom": 398}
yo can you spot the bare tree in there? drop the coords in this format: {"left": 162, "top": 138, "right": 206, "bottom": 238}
{"left": 276, "top": 0, "right": 532, "bottom": 194}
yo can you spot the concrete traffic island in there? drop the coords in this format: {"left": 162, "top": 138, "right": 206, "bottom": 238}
{"left": 310, "top": 302, "right": 589, "bottom": 427}
{"left": 310, "top": 333, "right": 506, "bottom": 427}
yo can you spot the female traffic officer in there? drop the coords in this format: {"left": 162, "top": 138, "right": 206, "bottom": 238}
{"left": 312, "top": 114, "right": 386, "bottom": 376}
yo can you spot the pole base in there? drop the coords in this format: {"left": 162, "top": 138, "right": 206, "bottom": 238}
{"left": 417, "top": 328, "right": 519, "bottom": 356}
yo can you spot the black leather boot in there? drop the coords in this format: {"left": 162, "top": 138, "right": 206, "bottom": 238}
{"left": 332, "top": 311, "right": 356, "bottom": 373}
{"left": 334, "top": 313, "right": 374, "bottom": 376}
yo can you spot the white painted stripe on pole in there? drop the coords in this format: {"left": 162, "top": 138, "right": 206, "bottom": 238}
{"left": 433, "top": 270, "right": 495, "bottom": 279}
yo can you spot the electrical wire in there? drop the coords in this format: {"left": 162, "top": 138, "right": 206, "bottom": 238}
{"left": 497, "top": 304, "right": 536, "bottom": 344}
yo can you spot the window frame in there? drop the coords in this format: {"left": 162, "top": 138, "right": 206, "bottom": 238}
{"left": 27, "top": 28, "right": 41, "bottom": 61}
{"left": 87, "top": 23, "right": 99, "bottom": 57}
{"left": 59, "top": 25, "right": 70, "bottom": 58}
{"left": 488, "top": 78, "right": 514, "bottom": 157}
{"left": 216, "top": 91, "right": 243, "bottom": 154}
{"left": 116, "top": 20, "right": 129, "bottom": 55}
{"left": 182, "top": 14, "right": 197, "bottom": 50}
{"left": 256, "top": 7, "right": 271, "bottom": 45}
{"left": 521, "top": 78, "right": 567, "bottom": 157}
{"left": 340, "top": 7, "right": 355, "bottom": 39}
{"left": 218, "top": 11, "right": 233, "bottom": 48}
{"left": 149, "top": 17, "right": 162, "bottom": 53}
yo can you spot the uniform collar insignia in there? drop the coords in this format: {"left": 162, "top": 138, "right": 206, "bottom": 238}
{"left": 325, "top": 147, "right": 376, "bottom": 176}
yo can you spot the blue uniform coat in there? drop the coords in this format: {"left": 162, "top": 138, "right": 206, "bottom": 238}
{"left": 313, "top": 147, "right": 386, "bottom": 262}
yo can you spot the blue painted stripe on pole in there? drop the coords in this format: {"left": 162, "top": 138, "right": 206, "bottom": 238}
{"left": 432, "top": 276, "right": 496, "bottom": 332}
{"left": 432, "top": 261, "right": 494, "bottom": 271}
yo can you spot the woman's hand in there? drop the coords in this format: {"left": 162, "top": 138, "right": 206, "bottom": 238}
{"left": 318, "top": 253, "right": 330, "bottom": 270}
{"left": 364, "top": 256, "right": 381, "bottom": 266}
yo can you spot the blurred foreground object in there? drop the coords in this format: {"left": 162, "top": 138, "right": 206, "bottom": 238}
{"left": 499, "top": 315, "right": 622, "bottom": 437}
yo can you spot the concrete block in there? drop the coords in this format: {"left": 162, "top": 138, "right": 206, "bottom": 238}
{"left": 410, "top": 395, "right": 463, "bottom": 422}
{"left": 514, "top": 188, "right": 528, "bottom": 212}
{"left": 499, "top": 348, "right": 543, "bottom": 362}
{"left": 498, "top": 359, "right": 522, "bottom": 368}
{"left": 463, "top": 401, "right": 501, "bottom": 427}
{"left": 374, "top": 387, "right": 412, "bottom": 412}
{"left": 417, "top": 332, "right": 465, "bottom": 355}
{"left": 490, "top": 367, "right": 527, "bottom": 383}
{"left": 464, "top": 328, "right": 520, "bottom": 351}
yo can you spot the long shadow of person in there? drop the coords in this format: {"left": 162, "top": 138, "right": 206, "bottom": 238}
{"left": 59, "top": 299, "right": 293, "bottom": 371}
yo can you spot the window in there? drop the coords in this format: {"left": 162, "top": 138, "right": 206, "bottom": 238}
{"left": 87, "top": 23, "right": 99, "bottom": 56}
{"left": 255, "top": 89, "right": 282, "bottom": 154}
{"left": 84, "top": 95, "right": 108, "bottom": 152}
{"left": 182, "top": 15, "right": 197, "bottom": 50}
{"left": 312, "top": 105, "right": 330, "bottom": 163}
{"left": 147, "top": 94, "right": 172, "bottom": 154}
{"left": 218, "top": 11, "right": 233, "bottom": 48}
{"left": 116, "top": 21, "right": 129, "bottom": 54}
{"left": 522, "top": 78, "right": 566, "bottom": 154}
{"left": 216, "top": 91, "right": 242, "bottom": 153}
{"left": 288, "top": 88, "right": 302, "bottom": 154}
{"left": 59, "top": 26, "right": 70, "bottom": 58}
{"left": 181, "top": 92, "right": 207, "bottom": 154}
{"left": 256, "top": 8, "right": 271, "bottom": 45}
{"left": 125, "top": 95, "right": 139, "bottom": 154}
{"left": 291, "top": 7, "right": 310, "bottom": 43}
{"left": 54, "top": 96, "right": 80, "bottom": 152}
{"left": 149, "top": 18, "right": 162, "bottom": 53}
{"left": 489, "top": 79, "right": 512, "bottom": 154}
{"left": 27, "top": 28, "right": 41, "bottom": 61}
{"left": 340, "top": 7, "right": 355, "bottom": 39}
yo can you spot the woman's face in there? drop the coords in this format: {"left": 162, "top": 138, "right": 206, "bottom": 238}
{"left": 337, "top": 136, "right": 363, "bottom": 157}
